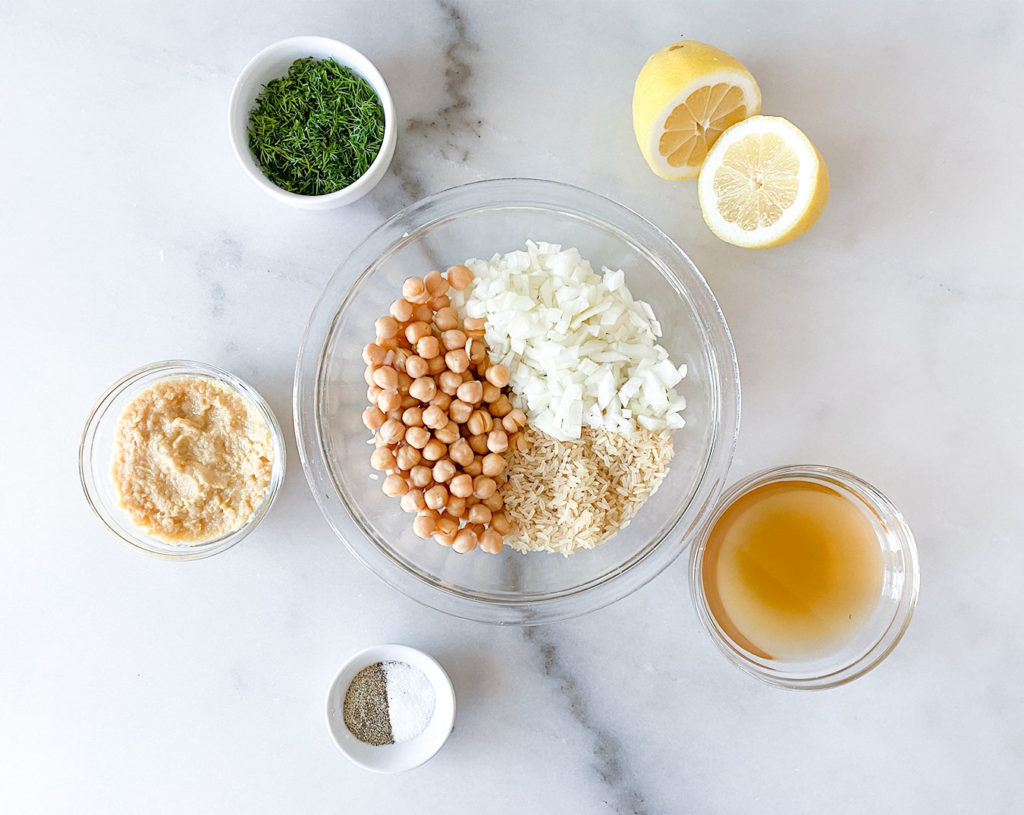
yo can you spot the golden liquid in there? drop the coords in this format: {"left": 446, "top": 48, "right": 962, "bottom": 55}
{"left": 702, "top": 480, "right": 883, "bottom": 661}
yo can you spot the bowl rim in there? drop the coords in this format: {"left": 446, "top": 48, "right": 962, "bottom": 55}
{"left": 227, "top": 35, "right": 398, "bottom": 209}
{"left": 294, "top": 177, "right": 740, "bottom": 623}
{"left": 79, "top": 359, "right": 286, "bottom": 560}
{"left": 688, "top": 463, "right": 920, "bottom": 689}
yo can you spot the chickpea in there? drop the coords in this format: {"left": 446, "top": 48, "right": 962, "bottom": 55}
{"left": 422, "top": 438, "right": 447, "bottom": 462}
{"left": 370, "top": 446, "right": 396, "bottom": 471}
{"left": 363, "top": 343, "right": 387, "bottom": 366}
{"left": 491, "top": 511, "right": 511, "bottom": 535}
{"left": 438, "top": 370, "right": 462, "bottom": 395}
{"left": 367, "top": 384, "right": 382, "bottom": 403}
{"left": 475, "top": 357, "right": 489, "bottom": 376}
{"left": 406, "top": 355, "right": 429, "bottom": 379}
{"left": 467, "top": 340, "right": 487, "bottom": 363}
{"left": 412, "top": 302, "right": 434, "bottom": 323}
{"left": 379, "top": 419, "right": 405, "bottom": 444}
{"left": 422, "top": 405, "right": 447, "bottom": 429}
{"left": 402, "top": 406, "right": 424, "bottom": 427}
{"left": 417, "top": 335, "right": 442, "bottom": 360}
{"left": 395, "top": 445, "right": 421, "bottom": 471}
{"left": 445, "top": 349, "right": 470, "bottom": 373}
{"left": 424, "top": 269, "right": 449, "bottom": 297}
{"left": 479, "top": 529, "right": 503, "bottom": 554}
{"left": 378, "top": 390, "right": 402, "bottom": 413}
{"left": 370, "top": 366, "right": 397, "bottom": 392}
{"left": 436, "top": 516, "right": 459, "bottom": 536}
{"left": 464, "top": 459, "right": 483, "bottom": 477}
{"left": 408, "top": 376, "right": 437, "bottom": 403}
{"left": 482, "top": 453, "right": 506, "bottom": 477}
{"left": 432, "top": 458, "right": 456, "bottom": 483}
{"left": 434, "top": 307, "right": 460, "bottom": 331}
{"left": 375, "top": 315, "right": 401, "bottom": 338}
{"left": 483, "top": 491, "right": 504, "bottom": 511}
{"left": 428, "top": 391, "right": 451, "bottom": 410}
{"left": 413, "top": 512, "right": 439, "bottom": 538}
{"left": 463, "top": 316, "right": 486, "bottom": 334}
{"left": 487, "top": 429, "right": 509, "bottom": 453}
{"left": 362, "top": 406, "right": 385, "bottom": 430}
{"left": 435, "top": 421, "right": 460, "bottom": 444}
{"left": 427, "top": 354, "right": 447, "bottom": 375}
{"left": 405, "top": 321, "right": 431, "bottom": 345}
{"left": 446, "top": 494, "right": 467, "bottom": 517}
{"left": 452, "top": 528, "right": 478, "bottom": 553}
{"left": 473, "top": 475, "right": 497, "bottom": 499}
{"left": 392, "top": 348, "right": 411, "bottom": 373}
{"left": 402, "top": 276, "right": 429, "bottom": 304}
{"left": 450, "top": 438, "right": 474, "bottom": 467}
{"left": 502, "top": 414, "right": 518, "bottom": 434}
{"left": 485, "top": 364, "right": 510, "bottom": 388}
{"left": 510, "top": 409, "right": 527, "bottom": 429}
{"left": 490, "top": 395, "right": 513, "bottom": 417}
{"left": 433, "top": 530, "right": 456, "bottom": 547}
{"left": 448, "top": 399, "right": 471, "bottom": 424}
{"left": 481, "top": 382, "right": 501, "bottom": 403}
{"left": 447, "top": 264, "right": 474, "bottom": 291}
{"left": 468, "top": 434, "right": 490, "bottom": 455}
{"left": 409, "top": 465, "right": 433, "bottom": 488}
{"left": 467, "top": 410, "right": 493, "bottom": 436}
{"left": 382, "top": 474, "right": 409, "bottom": 497}
{"left": 457, "top": 380, "right": 483, "bottom": 405}
{"left": 400, "top": 488, "right": 426, "bottom": 513}
{"left": 515, "top": 434, "right": 530, "bottom": 452}
{"left": 425, "top": 484, "right": 449, "bottom": 510}
{"left": 429, "top": 294, "right": 451, "bottom": 311}
{"left": 449, "top": 473, "right": 474, "bottom": 498}
{"left": 468, "top": 504, "right": 492, "bottom": 525}
{"left": 441, "top": 329, "right": 467, "bottom": 351}
{"left": 389, "top": 299, "right": 414, "bottom": 323}
{"left": 363, "top": 366, "right": 376, "bottom": 387}
{"left": 404, "top": 426, "right": 429, "bottom": 449}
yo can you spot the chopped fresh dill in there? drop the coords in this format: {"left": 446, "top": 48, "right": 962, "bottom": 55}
{"left": 247, "top": 57, "right": 385, "bottom": 196}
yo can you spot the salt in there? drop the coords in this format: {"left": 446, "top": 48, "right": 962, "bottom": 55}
{"left": 383, "top": 661, "right": 435, "bottom": 743}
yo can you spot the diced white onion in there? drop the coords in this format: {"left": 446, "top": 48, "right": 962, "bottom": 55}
{"left": 452, "top": 241, "right": 688, "bottom": 440}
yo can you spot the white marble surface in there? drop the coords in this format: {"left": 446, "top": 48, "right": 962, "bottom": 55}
{"left": 2, "top": 1, "right": 1022, "bottom": 812}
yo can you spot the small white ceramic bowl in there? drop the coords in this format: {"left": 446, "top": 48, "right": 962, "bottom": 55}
{"left": 325, "top": 644, "right": 456, "bottom": 772}
{"left": 228, "top": 36, "right": 397, "bottom": 209}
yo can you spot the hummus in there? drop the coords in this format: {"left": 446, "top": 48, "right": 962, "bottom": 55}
{"left": 111, "top": 376, "right": 274, "bottom": 543}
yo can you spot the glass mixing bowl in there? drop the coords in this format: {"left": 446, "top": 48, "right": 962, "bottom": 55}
{"left": 294, "top": 178, "right": 739, "bottom": 623}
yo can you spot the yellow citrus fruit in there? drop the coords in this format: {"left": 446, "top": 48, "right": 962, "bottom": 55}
{"left": 632, "top": 41, "right": 761, "bottom": 180}
{"left": 697, "top": 115, "right": 829, "bottom": 248}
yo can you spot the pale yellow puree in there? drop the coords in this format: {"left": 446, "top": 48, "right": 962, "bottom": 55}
{"left": 111, "top": 377, "right": 273, "bottom": 543}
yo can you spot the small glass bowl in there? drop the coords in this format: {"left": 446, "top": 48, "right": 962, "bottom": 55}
{"left": 688, "top": 465, "right": 919, "bottom": 689}
{"left": 79, "top": 360, "right": 286, "bottom": 560}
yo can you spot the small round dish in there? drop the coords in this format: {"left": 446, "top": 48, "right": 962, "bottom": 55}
{"left": 228, "top": 36, "right": 397, "bottom": 209}
{"left": 325, "top": 644, "right": 456, "bottom": 773}
{"left": 688, "top": 464, "right": 920, "bottom": 689}
{"left": 79, "top": 360, "right": 286, "bottom": 560}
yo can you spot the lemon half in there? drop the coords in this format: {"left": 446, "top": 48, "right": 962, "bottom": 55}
{"left": 633, "top": 41, "right": 761, "bottom": 180}
{"left": 697, "top": 115, "right": 829, "bottom": 248}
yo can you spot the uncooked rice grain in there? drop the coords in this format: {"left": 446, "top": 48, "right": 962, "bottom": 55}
{"left": 502, "top": 426, "right": 674, "bottom": 555}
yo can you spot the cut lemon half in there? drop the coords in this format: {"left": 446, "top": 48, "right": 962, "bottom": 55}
{"left": 633, "top": 41, "right": 761, "bottom": 180}
{"left": 697, "top": 115, "right": 829, "bottom": 248}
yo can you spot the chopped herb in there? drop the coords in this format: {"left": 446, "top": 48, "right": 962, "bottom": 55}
{"left": 247, "top": 57, "right": 385, "bottom": 196}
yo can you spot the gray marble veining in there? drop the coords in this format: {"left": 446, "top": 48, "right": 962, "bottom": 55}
{"left": 2, "top": 1, "right": 1022, "bottom": 813}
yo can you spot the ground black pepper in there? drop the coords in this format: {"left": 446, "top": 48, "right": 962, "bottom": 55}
{"left": 343, "top": 662, "right": 393, "bottom": 746}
